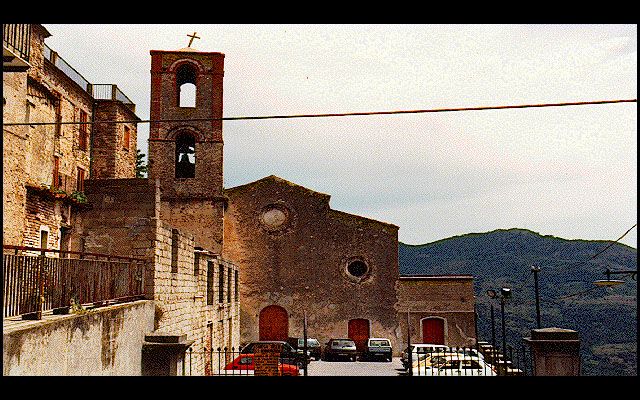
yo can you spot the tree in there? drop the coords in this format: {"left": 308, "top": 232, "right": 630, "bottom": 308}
{"left": 136, "top": 149, "right": 148, "bottom": 178}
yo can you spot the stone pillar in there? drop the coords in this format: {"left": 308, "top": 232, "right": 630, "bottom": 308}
{"left": 523, "top": 327, "right": 580, "bottom": 376}
{"left": 141, "top": 332, "right": 194, "bottom": 376}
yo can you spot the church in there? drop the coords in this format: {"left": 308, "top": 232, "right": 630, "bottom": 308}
{"left": 145, "top": 44, "right": 477, "bottom": 353}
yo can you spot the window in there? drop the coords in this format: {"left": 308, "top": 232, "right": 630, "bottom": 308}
{"left": 53, "top": 92, "right": 61, "bottom": 138}
{"left": 227, "top": 266, "right": 232, "bottom": 303}
{"left": 347, "top": 260, "right": 367, "bottom": 278}
{"left": 235, "top": 270, "right": 239, "bottom": 302}
{"left": 76, "top": 168, "right": 85, "bottom": 192}
{"left": 194, "top": 251, "right": 200, "bottom": 275}
{"left": 40, "top": 229, "right": 48, "bottom": 250}
{"left": 218, "top": 264, "right": 224, "bottom": 303}
{"left": 175, "top": 132, "right": 195, "bottom": 179}
{"left": 78, "top": 110, "right": 88, "bottom": 150}
{"left": 53, "top": 156, "right": 60, "bottom": 190}
{"left": 207, "top": 261, "right": 214, "bottom": 305}
{"left": 176, "top": 64, "right": 197, "bottom": 108}
{"left": 123, "top": 125, "right": 130, "bottom": 151}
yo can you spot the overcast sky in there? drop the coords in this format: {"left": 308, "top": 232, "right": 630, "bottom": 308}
{"left": 43, "top": 24, "right": 637, "bottom": 248}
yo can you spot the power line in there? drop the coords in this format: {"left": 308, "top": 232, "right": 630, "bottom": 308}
{"left": 4, "top": 98, "right": 636, "bottom": 126}
{"left": 509, "top": 223, "right": 637, "bottom": 305}
{"left": 560, "top": 223, "right": 637, "bottom": 272}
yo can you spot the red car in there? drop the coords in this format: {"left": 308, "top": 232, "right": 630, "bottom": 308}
{"left": 223, "top": 354, "right": 300, "bottom": 376}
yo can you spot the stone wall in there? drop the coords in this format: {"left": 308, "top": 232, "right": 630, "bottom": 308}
{"left": 3, "top": 300, "right": 155, "bottom": 376}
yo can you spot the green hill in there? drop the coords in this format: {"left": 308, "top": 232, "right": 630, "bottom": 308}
{"left": 399, "top": 228, "right": 637, "bottom": 376}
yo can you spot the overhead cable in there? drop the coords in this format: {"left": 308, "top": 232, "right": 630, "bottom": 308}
{"left": 3, "top": 99, "right": 636, "bottom": 126}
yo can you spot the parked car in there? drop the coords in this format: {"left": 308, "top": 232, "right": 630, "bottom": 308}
{"left": 287, "top": 337, "right": 322, "bottom": 360}
{"left": 323, "top": 338, "right": 358, "bottom": 361}
{"left": 223, "top": 353, "right": 300, "bottom": 376}
{"left": 362, "top": 338, "right": 393, "bottom": 362}
{"left": 411, "top": 354, "right": 496, "bottom": 376}
{"left": 240, "top": 341, "right": 308, "bottom": 367}
{"left": 401, "top": 344, "right": 450, "bottom": 369}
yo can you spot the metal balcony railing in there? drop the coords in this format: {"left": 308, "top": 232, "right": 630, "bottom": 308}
{"left": 3, "top": 245, "right": 146, "bottom": 319}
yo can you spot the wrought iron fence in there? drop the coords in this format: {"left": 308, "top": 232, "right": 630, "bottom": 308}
{"left": 187, "top": 347, "right": 306, "bottom": 376}
{"left": 405, "top": 344, "right": 532, "bottom": 376}
{"left": 3, "top": 245, "right": 146, "bottom": 319}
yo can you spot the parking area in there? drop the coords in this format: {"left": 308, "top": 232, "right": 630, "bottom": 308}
{"left": 304, "top": 357, "right": 405, "bottom": 376}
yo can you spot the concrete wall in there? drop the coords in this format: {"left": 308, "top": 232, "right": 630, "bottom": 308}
{"left": 3, "top": 300, "right": 155, "bottom": 376}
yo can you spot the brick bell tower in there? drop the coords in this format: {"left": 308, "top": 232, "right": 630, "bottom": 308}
{"left": 147, "top": 45, "right": 226, "bottom": 253}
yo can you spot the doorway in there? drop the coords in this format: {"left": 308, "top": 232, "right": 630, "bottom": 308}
{"left": 259, "top": 305, "right": 288, "bottom": 341}
{"left": 348, "top": 318, "right": 370, "bottom": 353}
{"left": 421, "top": 317, "right": 445, "bottom": 345}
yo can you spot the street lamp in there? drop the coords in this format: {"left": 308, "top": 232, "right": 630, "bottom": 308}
{"left": 487, "top": 288, "right": 511, "bottom": 361}
{"left": 532, "top": 266, "right": 541, "bottom": 329}
{"left": 594, "top": 269, "right": 637, "bottom": 287}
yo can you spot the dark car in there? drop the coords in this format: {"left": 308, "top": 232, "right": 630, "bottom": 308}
{"left": 286, "top": 337, "right": 322, "bottom": 360}
{"left": 362, "top": 338, "right": 392, "bottom": 362}
{"left": 323, "top": 338, "right": 358, "bottom": 361}
{"left": 240, "top": 341, "right": 308, "bottom": 367}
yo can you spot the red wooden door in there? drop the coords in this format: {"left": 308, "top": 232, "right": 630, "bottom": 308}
{"left": 422, "top": 318, "right": 445, "bottom": 344}
{"left": 348, "top": 319, "right": 370, "bottom": 353}
{"left": 259, "top": 305, "right": 288, "bottom": 341}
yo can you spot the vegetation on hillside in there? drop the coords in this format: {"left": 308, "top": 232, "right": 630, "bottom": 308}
{"left": 399, "top": 228, "right": 637, "bottom": 376}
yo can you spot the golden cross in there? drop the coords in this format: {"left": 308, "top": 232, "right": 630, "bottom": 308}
{"left": 187, "top": 32, "right": 200, "bottom": 47}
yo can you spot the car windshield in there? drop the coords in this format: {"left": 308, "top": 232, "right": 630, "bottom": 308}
{"left": 332, "top": 340, "right": 354, "bottom": 347}
{"left": 369, "top": 340, "right": 390, "bottom": 346}
{"left": 298, "top": 339, "right": 319, "bottom": 346}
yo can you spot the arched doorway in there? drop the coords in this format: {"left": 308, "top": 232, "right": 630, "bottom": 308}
{"left": 259, "top": 305, "right": 288, "bottom": 341}
{"left": 348, "top": 318, "right": 370, "bottom": 353}
{"left": 421, "top": 317, "right": 445, "bottom": 345}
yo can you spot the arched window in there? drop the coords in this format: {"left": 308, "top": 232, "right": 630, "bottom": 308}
{"left": 175, "top": 131, "right": 195, "bottom": 178}
{"left": 176, "top": 63, "right": 197, "bottom": 107}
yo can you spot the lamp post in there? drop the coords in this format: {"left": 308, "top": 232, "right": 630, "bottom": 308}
{"left": 486, "top": 290, "right": 497, "bottom": 352}
{"left": 487, "top": 288, "right": 511, "bottom": 362}
{"left": 532, "top": 266, "right": 541, "bottom": 329}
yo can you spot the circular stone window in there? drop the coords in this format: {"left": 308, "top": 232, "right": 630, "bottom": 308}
{"left": 259, "top": 203, "right": 293, "bottom": 234}
{"left": 343, "top": 257, "right": 371, "bottom": 283}
{"left": 347, "top": 260, "right": 368, "bottom": 277}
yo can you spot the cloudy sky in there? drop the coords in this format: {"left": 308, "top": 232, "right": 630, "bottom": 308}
{"left": 43, "top": 24, "right": 637, "bottom": 248}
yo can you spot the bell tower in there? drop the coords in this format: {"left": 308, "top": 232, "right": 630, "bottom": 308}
{"left": 147, "top": 46, "right": 226, "bottom": 253}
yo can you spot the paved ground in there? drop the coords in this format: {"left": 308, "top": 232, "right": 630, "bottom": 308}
{"left": 304, "top": 357, "right": 406, "bottom": 376}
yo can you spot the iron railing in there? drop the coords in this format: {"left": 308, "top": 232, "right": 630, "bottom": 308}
{"left": 404, "top": 344, "right": 532, "bottom": 376}
{"left": 3, "top": 245, "right": 146, "bottom": 319}
{"left": 3, "top": 24, "right": 31, "bottom": 64}
{"left": 187, "top": 347, "right": 308, "bottom": 376}
{"left": 91, "top": 84, "right": 135, "bottom": 105}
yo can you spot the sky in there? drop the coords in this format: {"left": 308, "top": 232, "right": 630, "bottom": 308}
{"left": 42, "top": 24, "right": 637, "bottom": 248}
